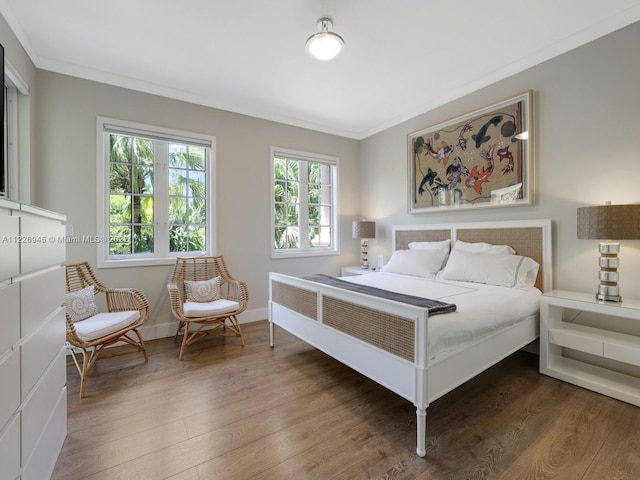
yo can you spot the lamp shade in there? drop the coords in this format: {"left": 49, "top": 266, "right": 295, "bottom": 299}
{"left": 577, "top": 204, "right": 640, "bottom": 240}
{"left": 352, "top": 220, "right": 376, "bottom": 239}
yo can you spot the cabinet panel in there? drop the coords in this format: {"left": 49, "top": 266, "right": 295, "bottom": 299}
{"left": 0, "top": 414, "right": 20, "bottom": 480}
{"left": 21, "top": 309, "right": 66, "bottom": 401}
{"left": 0, "top": 283, "right": 20, "bottom": 356}
{"left": 21, "top": 387, "right": 67, "bottom": 480}
{"left": 20, "top": 266, "right": 65, "bottom": 338}
{"left": 0, "top": 215, "right": 20, "bottom": 281}
{"left": 19, "top": 216, "right": 65, "bottom": 275}
{"left": 22, "top": 349, "right": 66, "bottom": 469}
{"left": 0, "top": 351, "right": 20, "bottom": 431}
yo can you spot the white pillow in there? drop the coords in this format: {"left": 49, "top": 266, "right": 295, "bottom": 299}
{"left": 454, "top": 240, "right": 516, "bottom": 255}
{"left": 184, "top": 276, "right": 222, "bottom": 302}
{"left": 439, "top": 249, "right": 539, "bottom": 288}
{"left": 408, "top": 239, "right": 451, "bottom": 251}
{"left": 381, "top": 249, "right": 448, "bottom": 278}
{"left": 65, "top": 285, "right": 99, "bottom": 322}
{"left": 407, "top": 239, "right": 450, "bottom": 271}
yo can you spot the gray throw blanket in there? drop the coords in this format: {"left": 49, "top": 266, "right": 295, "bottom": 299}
{"left": 303, "top": 274, "right": 456, "bottom": 316}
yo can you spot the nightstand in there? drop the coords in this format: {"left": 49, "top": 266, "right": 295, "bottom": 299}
{"left": 540, "top": 290, "right": 640, "bottom": 406}
{"left": 340, "top": 266, "right": 379, "bottom": 276}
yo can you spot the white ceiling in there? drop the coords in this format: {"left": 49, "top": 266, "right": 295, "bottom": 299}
{"left": 3, "top": 0, "right": 640, "bottom": 139}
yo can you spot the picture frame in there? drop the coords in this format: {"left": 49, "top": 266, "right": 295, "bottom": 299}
{"left": 408, "top": 90, "right": 533, "bottom": 214}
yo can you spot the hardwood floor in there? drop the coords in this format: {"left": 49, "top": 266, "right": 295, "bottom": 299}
{"left": 52, "top": 320, "right": 640, "bottom": 480}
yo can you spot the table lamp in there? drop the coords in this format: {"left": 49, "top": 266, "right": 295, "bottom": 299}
{"left": 577, "top": 202, "right": 640, "bottom": 302}
{"left": 352, "top": 220, "right": 376, "bottom": 269}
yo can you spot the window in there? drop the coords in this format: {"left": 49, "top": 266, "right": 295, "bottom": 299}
{"left": 97, "top": 117, "right": 215, "bottom": 267}
{"left": 2, "top": 58, "right": 29, "bottom": 201}
{"left": 271, "top": 146, "right": 338, "bottom": 258}
{"left": 1, "top": 82, "right": 7, "bottom": 198}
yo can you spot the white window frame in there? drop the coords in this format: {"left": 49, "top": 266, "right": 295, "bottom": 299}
{"left": 3, "top": 58, "right": 29, "bottom": 201}
{"left": 96, "top": 116, "right": 216, "bottom": 268}
{"left": 270, "top": 146, "right": 339, "bottom": 259}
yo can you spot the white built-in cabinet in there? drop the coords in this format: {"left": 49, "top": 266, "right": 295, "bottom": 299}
{"left": 0, "top": 198, "right": 67, "bottom": 480}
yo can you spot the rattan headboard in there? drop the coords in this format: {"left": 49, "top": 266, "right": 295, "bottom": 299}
{"left": 393, "top": 220, "right": 552, "bottom": 292}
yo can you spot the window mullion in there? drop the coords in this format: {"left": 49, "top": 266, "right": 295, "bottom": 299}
{"left": 299, "top": 161, "right": 309, "bottom": 250}
{"left": 154, "top": 143, "right": 169, "bottom": 255}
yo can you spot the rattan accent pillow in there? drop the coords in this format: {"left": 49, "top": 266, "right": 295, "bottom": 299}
{"left": 184, "top": 276, "right": 222, "bottom": 302}
{"left": 65, "top": 285, "right": 99, "bottom": 322}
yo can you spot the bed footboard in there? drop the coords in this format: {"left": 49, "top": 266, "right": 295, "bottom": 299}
{"left": 271, "top": 279, "right": 418, "bottom": 361}
{"left": 269, "top": 272, "right": 430, "bottom": 457}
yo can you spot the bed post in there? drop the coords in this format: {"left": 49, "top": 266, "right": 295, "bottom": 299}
{"left": 415, "top": 312, "right": 429, "bottom": 457}
{"left": 416, "top": 407, "right": 427, "bottom": 457}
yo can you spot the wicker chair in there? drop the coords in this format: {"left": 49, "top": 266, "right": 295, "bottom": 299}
{"left": 168, "top": 256, "right": 248, "bottom": 359}
{"left": 65, "top": 262, "right": 149, "bottom": 397}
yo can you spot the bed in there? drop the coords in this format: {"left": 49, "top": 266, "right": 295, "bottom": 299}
{"left": 268, "top": 219, "right": 552, "bottom": 457}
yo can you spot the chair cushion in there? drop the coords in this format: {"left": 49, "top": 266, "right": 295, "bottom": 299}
{"left": 65, "top": 285, "right": 99, "bottom": 322}
{"left": 183, "top": 299, "right": 240, "bottom": 318}
{"left": 184, "top": 276, "right": 222, "bottom": 302}
{"left": 73, "top": 311, "right": 140, "bottom": 342}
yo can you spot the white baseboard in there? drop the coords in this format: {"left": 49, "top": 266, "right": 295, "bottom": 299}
{"left": 139, "top": 306, "right": 267, "bottom": 342}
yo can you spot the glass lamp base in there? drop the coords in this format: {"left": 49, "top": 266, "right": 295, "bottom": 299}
{"left": 596, "top": 292, "right": 621, "bottom": 302}
{"left": 360, "top": 239, "right": 369, "bottom": 269}
{"left": 596, "top": 242, "right": 621, "bottom": 302}
{"left": 596, "top": 284, "right": 621, "bottom": 302}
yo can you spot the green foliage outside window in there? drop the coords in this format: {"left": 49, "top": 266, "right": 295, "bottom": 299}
{"left": 108, "top": 134, "right": 207, "bottom": 255}
{"left": 109, "top": 135, "right": 154, "bottom": 255}
{"left": 168, "top": 144, "right": 207, "bottom": 253}
{"left": 273, "top": 156, "right": 332, "bottom": 250}
{"left": 274, "top": 157, "right": 300, "bottom": 248}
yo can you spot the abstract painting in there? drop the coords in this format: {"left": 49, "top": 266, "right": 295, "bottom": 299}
{"left": 408, "top": 91, "right": 533, "bottom": 214}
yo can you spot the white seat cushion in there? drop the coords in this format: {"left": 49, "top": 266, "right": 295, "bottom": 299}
{"left": 183, "top": 299, "right": 240, "bottom": 318}
{"left": 74, "top": 311, "right": 140, "bottom": 342}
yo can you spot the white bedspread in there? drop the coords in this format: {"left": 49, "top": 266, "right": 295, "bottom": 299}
{"left": 341, "top": 272, "right": 541, "bottom": 363}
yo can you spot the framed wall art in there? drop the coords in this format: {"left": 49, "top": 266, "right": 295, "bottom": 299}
{"left": 408, "top": 90, "right": 533, "bottom": 214}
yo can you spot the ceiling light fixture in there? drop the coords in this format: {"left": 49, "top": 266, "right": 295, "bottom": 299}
{"left": 305, "top": 18, "right": 344, "bottom": 61}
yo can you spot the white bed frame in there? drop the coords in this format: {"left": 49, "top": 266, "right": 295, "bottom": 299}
{"left": 268, "top": 219, "right": 552, "bottom": 457}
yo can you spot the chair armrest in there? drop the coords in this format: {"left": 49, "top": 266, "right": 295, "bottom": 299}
{"left": 226, "top": 279, "right": 249, "bottom": 313}
{"left": 105, "top": 288, "right": 149, "bottom": 322}
{"left": 66, "top": 315, "right": 88, "bottom": 348}
{"left": 167, "top": 283, "right": 185, "bottom": 317}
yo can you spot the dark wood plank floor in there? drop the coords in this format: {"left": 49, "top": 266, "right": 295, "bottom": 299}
{"left": 52, "top": 320, "right": 640, "bottom": 480}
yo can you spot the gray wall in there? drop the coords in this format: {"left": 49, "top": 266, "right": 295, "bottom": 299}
{"left": 360, "top": 21, "right": 640, "bottom": 299}
{"left": 32, "top": 73, "right": 360, "bottom": 338}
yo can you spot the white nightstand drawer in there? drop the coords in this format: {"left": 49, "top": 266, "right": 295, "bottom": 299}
{"left": 604, "top": 341, "right": 640, "bottom": 367}
{"left": 548, "top": 327, "right": 603, "bottom": 356}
